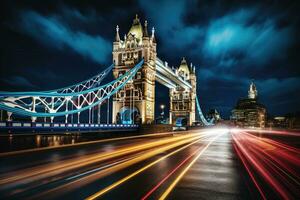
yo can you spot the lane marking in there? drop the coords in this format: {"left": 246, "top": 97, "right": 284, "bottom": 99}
{"left": 158, "top": 132, "right": 223, "bottom": 200}
{"left": 65, "top": 156, "right": 134, "bottom": 181}
{"left": 141, "top": 144, "right": 202, "bottom": 200}
{"left": 0, "top": 133, "right": 200, "bottom": 185}
{"left": 84, "top": 134, "right": 212, "bottom": 200}
{"left": 28, "top": 135, "right": 205, "bottom": 200}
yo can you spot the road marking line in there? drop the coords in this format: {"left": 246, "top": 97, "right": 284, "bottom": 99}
{"left": 158, "top": 133, "right": 223, "bottom": 200}
{"left": 65, "top": 156, "right": 134, "bottom": 181}
{"left": 0, "top": 133, "right": 199, "bottom": 185}
{"left": 141, "top": 143, "right": 202, "bottom": 200}
{"left": 84, "top": 135, "right": 209, "bottom": 200}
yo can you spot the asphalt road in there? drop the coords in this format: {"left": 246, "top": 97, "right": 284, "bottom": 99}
{"left": 0, "top": 127, "right": 298, "bottom": 199}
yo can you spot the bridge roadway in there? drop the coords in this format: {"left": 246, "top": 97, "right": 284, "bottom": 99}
{"left": 0, "top": 127, "right": 298, "bottom": 199}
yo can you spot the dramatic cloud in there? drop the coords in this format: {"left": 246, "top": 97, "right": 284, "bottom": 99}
{"left": 139, "top": 0, "right": 203, "bottom": 54}
{"left": 20, "top": 11, "right": 111, "bottom": 64}
{"left": 203, "top": 9, "right": 293, "bottom": 66}
{"left": 140, "top": 1, "right": 294, "bottom": 67}
{"left": 1, "top": 1, "right": 299, "bottom": 117}
{"left": 1, "top": 76, "right": 38, "bottom": 89}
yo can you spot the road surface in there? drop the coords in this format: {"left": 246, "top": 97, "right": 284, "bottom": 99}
{"left": 0, "top": 127, "right": 299, "bottom": 199}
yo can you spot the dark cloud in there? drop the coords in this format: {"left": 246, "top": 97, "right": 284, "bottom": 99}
{"left": 1, "top": 76, "right": 38, "bottom": 89}
{"left": 0, "top": 0, "right": 299, "bottom": 118}
{"left": 20, "top": 10, "right": 111, "bottom": 64}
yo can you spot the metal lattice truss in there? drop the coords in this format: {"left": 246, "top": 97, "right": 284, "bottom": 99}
{"left": 196, "top": 96, "right": 214, "bottom": 126}
{"left": 0, "top": 60, "right": 144, "bottom": 118}
{"left": 47, "top": 64, "right": 113, "bottom": 94}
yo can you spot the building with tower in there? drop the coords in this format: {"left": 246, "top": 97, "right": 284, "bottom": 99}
{"left": 112, "top": 15, "right": 157, "bottom": 124}
{"left": 169, "top": 58, "right": 196, "bottom": 126}
{"left": 231, "top": 82, "right": 266, "bottom": 128}
{"left": 111, "top": 15, "right": 198, "bottom": 126}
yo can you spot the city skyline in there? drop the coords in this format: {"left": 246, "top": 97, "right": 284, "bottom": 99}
{"left": 1, "top": 0, "right": 299, "bottom": 118}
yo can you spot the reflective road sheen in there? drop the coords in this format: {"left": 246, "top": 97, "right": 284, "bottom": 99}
{"left": 0, "top": 128, "right": 299, "bottom": 199}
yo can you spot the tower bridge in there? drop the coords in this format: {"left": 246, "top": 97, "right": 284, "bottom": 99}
{"left": 0, "top": 15, "right": 213, "bottom": 131}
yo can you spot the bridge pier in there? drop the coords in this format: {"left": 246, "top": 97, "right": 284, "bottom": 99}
{"left": 169, "top": 58, "right": 196, "bottom": 126}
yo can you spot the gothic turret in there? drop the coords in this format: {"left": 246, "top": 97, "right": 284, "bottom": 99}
{"left": 151, "top": 27, "right": 156, "bottom": 43}
{"left": 143, "top": 20, "right": 149, "bottom": 37}
{"left": 248, "top": 81, "right": 258, "bottom": 99}
{"left": 178, "top": 57, "right": 190, "bottom": 80}
{"left": 128, "top": 14, "right": 143, "bottom": 42}
{"left": 115, "top": 25, "right": 120, "bottom": 42}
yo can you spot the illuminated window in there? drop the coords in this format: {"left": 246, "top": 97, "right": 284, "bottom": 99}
{"left": 137, "top": 72, "right": 141, "bottom": 79}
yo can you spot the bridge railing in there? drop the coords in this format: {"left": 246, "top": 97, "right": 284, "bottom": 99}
{"left": 0, "top": 121, "right": 138, "bottom": 133}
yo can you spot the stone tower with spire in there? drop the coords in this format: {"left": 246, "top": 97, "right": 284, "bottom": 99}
{"left": 169, "top": 58, "right": 197, "bottom": 126}
{"left": 248, "top": 81, "right": 258, "bottom": 99}
{"left": 112, "top": 15, "right": 157, "bottom": 124}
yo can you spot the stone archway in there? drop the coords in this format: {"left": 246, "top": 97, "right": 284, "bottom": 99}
{"left": 119, "top": 106, "right": 140, "bottom": 124}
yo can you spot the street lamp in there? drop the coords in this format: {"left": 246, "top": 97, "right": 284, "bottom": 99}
{"left": 160, "top": 104, "right": 165, "bottom": 116}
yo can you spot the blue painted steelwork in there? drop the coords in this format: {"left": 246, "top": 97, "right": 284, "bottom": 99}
{"left": 195, "top": 96, "right": 214, "bottom": 126}
{"left": 0, "top": 60, "right": 144, "bottom": 118}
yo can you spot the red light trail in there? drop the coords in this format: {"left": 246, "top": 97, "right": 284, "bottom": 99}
{"left": 231, "top": 129, "right": 300, "bottom": 199}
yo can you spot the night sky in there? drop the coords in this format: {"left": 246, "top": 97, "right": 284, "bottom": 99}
{"left": 1, "top": 0, "right": 299, "bottom": 119}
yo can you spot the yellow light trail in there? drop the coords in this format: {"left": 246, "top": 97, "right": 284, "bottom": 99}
{"left": 0, "top": 132, "right": 201, "bottom": 185}
{"left": 84, "top": 133, "right": 213, "bottom": 200}
{"left": 0, "top": 130, "right": 204, "bottom": 157}
{"left": 158, "top": 132, "right": 223, "bottom": 200}
{"left": 30, "top": 134, "right": 208, "bottom": 200}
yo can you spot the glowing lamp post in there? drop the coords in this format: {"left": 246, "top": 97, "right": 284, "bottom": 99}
{"left": 160, "top": 104, "right": 165, "bottom": 116}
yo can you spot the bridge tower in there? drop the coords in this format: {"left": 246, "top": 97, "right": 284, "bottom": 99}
{"left": 112, "top": 15, "right": 157, "bottom": 124}
{"left": 169, "top": 58, "right": 196, "bottom": 126}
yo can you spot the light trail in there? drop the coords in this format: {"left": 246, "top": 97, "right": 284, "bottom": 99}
{"left": 0, "top": 130, "right": 202, "bottom": 157}
{"left": 230, "top": 128, "right": 300, "bottom": 137}
{"left": 141, "top": 142, "right": 203, "bottom": 200}
{"left": 65, "top": 155, "right": 137, "bottom": 181}
{"left": 231, "top": 129, "right": 300, "bottom": 199}
{"left": 0, "top": 132, "right": 201, "bottom": 186}
{"left": 13, "top": 133, "right": 207, "bottom": 200}
{"left": 84, "top": 133, "right": 213, "bottom": 200}
{"left": 158, "top": 131, "right": 223, "bottom": 200}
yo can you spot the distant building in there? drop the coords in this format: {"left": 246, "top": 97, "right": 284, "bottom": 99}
{"left": 231, "top": 82, "right": 266, "bottom": 128}
{"left": 268, "top": 113, "right": 300, "bottom": 129}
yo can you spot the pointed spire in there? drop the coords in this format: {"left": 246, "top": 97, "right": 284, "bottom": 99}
{"left": 181, "top": 57, "right": 186, "bottom": 64}
{"left": 133, "top": 14, "right": 140, "bottom": 24}
{"left": 115, "top": 25, "right": 120, "bottom": 42}
{"left": 124, "top": 34, "right": 127, "bottom": 41}
{"left": 151, "top": 27, "right": 156, "bottom": 43}
{"left": 143, "top": 20, "right": 149, "bottom": 37}
{"left": 193, "top": 66, "right": 196, "bottom": 73}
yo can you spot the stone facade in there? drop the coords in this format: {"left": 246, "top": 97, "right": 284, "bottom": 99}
{"left": 169, "top": 58, "right": 196, "bottom": 126}
{"left": 112, "top": 16, "right": 197, "bottom": 125}
{"left": 112, "top": 15, "right": 157, "bottom": 124}
{"left": 231, "top": 82, "right": 266, "bottom": 128}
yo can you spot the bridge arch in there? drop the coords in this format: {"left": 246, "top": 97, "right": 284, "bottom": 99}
{"left": 117, "top": 106, "right": 140, "bottom": 124}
